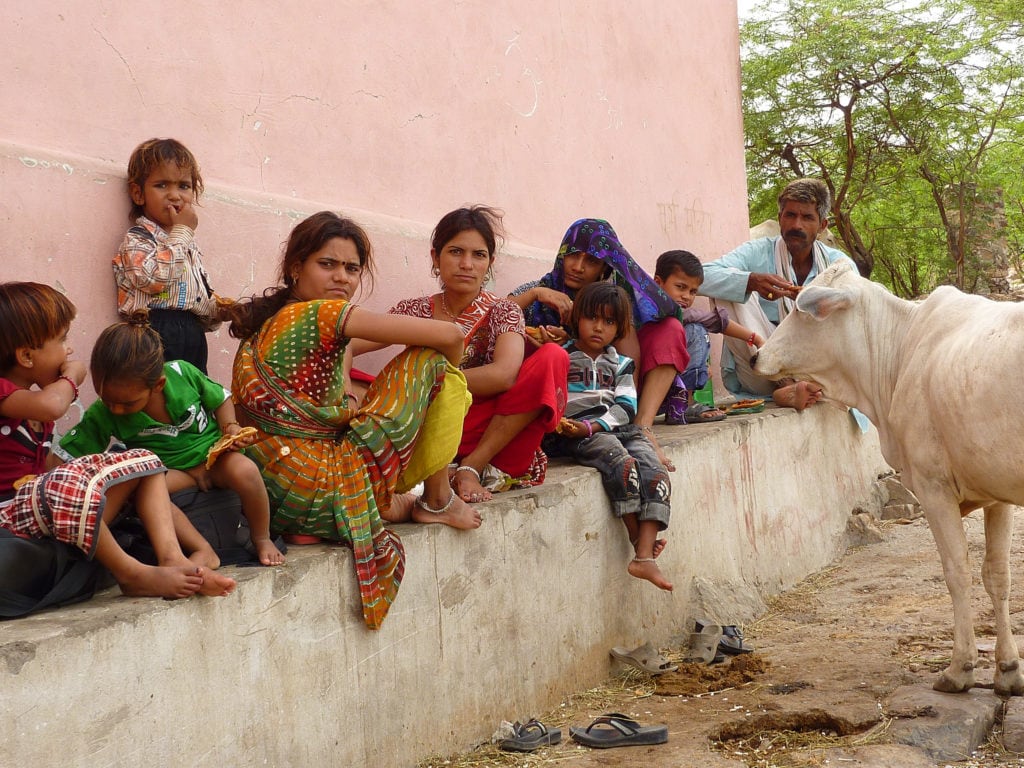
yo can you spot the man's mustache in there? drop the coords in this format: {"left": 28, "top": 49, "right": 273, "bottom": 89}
{"left": 784, "top": 229, "right": 808, "bottom": 240}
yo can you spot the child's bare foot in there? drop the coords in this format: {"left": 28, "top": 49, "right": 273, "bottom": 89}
{"left": 197, "top": 567, "right": 237, "bottom": 597}
{"left": 412, "top": 491, "right": 482, "bottom": 530}
{"left": 451, "top": 465, "right": 492, "bottom": 503}
{"left": 186, "top": 546, "right": 221, "bottom": 572}
{"left": 628, "top": 557, "right": 673, "bottom": 591}
{"left": 255, "top": 537, "right": 286, "bottom": 566}
{"left": 631, "top": 537, "right": 667, "bottom": 558}
{"left": 118, "top": 564, "right": 205, "bottom": 599}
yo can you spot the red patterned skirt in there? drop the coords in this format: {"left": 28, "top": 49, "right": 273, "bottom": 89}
{"left": 0, "top": 449, "right": 165, "bottom": 558}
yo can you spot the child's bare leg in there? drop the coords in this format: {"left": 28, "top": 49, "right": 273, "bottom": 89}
{"left": 163, "top": 468, "right": 198, "bottom": 493}
{"left": 98, "top": 479, "right": 206, "bottom": 599}
{"left": 627, "top": 519, "right": 673, "bottom": 591}
{"left": 210, "top": 453, "right": 284, "bottom": 566}
{"left": 454, "top": 409, "right": 541, "bottom": 502}
{"left": 128, "top": 475, "right": 236, "bottom": 596}
{"left": 622, "top": 513, "right": 666, "bottom": 558}
{"left": 412, "top": 467, "right": 481, "bottom": 529}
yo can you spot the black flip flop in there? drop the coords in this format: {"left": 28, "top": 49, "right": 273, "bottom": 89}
{"left": 695, "top": 619, "right": 755, "bottom": 655}
{"left": 499, "top": 719, "right": 562, "bottom": 752}
{"left": 569, "top": 713, "right": 668, "bottom": 749}
{"left": 719, "top": 624, "right": 754, "bottom": 655}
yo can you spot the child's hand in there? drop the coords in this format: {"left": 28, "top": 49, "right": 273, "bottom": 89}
{"left": 224, "top": 423, "right": 257, "bottom": 449}
{"left": 60, "top": 360, "right": 87, "bottom": 386}
{"left": 167, "top": 200, "right": 199, "bottom": 231}
{"left": 752, "top": 333, "right": 766, "bottom": 348}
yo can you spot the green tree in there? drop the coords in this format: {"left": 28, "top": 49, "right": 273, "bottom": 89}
{"left": 741, "top": 0, "right": 1024, "bottom": 296}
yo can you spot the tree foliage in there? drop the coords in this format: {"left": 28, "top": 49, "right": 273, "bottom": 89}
{"left": 740, "top": 0, "right": 1024, "bottom": 296}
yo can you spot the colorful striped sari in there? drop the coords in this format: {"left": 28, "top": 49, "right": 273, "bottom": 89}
{"left": 232, "top": 299, "right": 464, "bottom": 629}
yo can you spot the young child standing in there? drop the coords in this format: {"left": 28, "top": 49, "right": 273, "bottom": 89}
{"left": 545, "top": 283, "right": 673, "bottom": 591}
{"left": 113, "top": 138, "right": 219, "bottom": 374}
{"left": 653, "top": 250, "right": 765, "bottom": 424}
{"left": 0, "top": 282, "right": 235, "bottom": 601}
{"left": 57, "top": 313, "right": 285, "bottom": 566}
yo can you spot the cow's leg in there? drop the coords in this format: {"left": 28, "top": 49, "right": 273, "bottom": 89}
{"left": 922, "top": 500, "right": 977, "bottom": 692}
{"left": 983, "top": 503, "right": 1024, "bottom": 696}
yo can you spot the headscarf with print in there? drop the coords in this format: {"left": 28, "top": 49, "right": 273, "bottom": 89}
{"left": 520, "top": 218, "right": 682, "bottom": 329}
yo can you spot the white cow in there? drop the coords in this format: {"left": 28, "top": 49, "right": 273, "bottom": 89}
{"left": 754, "top": 260, "right": 1024, "bottom": 696}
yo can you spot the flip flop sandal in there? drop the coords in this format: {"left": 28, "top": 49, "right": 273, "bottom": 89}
{"left": 718, "top": 624, "right": 755, "bottom": 655}
{"left": 685, "top": 623, "right": 724, "bottom": 664}
{"left": 610, "top": 641, "right": 679, "bottom": 675}
{"left": 684, "top": 403, "right": 727, "bottom": 423}
{"left": 724, "top": 398, "right": 766, "bottom": 414}
{"left": 696, "top": 619, "right": 755, "bottom": 655}
{"left": 499, "top": 719, "right": 562, "bottom": 752}
{"left": 569, "top": 713, "right": 669, "bottom": 748}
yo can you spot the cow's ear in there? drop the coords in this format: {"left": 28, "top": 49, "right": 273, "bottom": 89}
{"left": 796, "top": 284, "right": 855, "bottom": 320}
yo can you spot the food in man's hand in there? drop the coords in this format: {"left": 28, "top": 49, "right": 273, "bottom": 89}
{"left": 556, "top": 417, "right": 574, "bottom": 435}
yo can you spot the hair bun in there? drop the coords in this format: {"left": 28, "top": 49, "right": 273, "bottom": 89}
{"left": 125, "top": 309, "right": 151, "bottom": 327}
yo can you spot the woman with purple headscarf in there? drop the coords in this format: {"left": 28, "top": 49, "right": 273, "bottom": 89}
{"left": 510, "top": 218, "right": 698, "bottom": 470}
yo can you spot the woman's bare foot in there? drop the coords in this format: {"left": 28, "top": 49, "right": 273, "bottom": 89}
{"left": 381, "top": 492, "right": 417, "bottom": 523}
{"left": 641, "top": 427, "right": 675, "bottom": 472}
{"left": 197, "top": 568, "right": 237, "bottom": 597}
{"left": 628, "top": 557, "right": 673, "bottom": 591}
{"left": 117, "top": 564, "right": 205, "bottom": 599}
{"left": 451, "top": 466, "right": 492, "bottom": 503}
{"left": 412, "top": 491, "right": 482, "bottom": 530}
{"left": 255, "top": 537, "right": 286, "bottom": 566}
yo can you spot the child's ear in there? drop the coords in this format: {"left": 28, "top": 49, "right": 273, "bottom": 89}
{"left": 14, "top": 347, "right": 33, "bottom": 368}
{"left": 654, "top": 275, "right": 665, "bottom": 287}
{"left": 129, "top": 182, "right": 146, "bottom": 207}
{"left": 153, "top": 376, "right": 168, "bottom": 393}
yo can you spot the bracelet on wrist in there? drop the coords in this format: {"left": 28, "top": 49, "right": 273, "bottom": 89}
{"left": 58, "top": 375, "right": 80, "bottom": 402}
{"left": 584, "top": 420, "right": 594, "bottom": 438}
{"left": 747, "top": 333, "right": 757, "bottom": 346}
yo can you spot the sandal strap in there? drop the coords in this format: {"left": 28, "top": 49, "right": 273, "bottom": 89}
{"left": 586, "top": 713, "right": 640, "bottom": 735}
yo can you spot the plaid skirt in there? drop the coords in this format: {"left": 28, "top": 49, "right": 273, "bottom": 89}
{"left": 0, "top": 449, "right": 165, "bottom": 558}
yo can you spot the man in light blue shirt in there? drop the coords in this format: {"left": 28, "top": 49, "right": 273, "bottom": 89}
{"left": 700, "top": 178, "right": 855, "bottom": 407}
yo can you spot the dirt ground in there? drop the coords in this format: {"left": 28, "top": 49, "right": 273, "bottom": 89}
{"left": 420, "top": 512, "right": 1024, "bottom": 768}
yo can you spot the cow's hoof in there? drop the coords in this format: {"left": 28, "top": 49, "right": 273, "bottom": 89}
{"left": 994, "top": 661, "right": 1024, "bottom": 697}
{"left": 933, "top": 671, "right": 974, "bottom": 693}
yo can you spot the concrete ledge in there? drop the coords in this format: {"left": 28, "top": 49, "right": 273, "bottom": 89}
{"left": 0, "top": 406, "right": 888, "bottom": 767}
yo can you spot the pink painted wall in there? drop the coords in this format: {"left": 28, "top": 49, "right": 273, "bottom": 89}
{"left": 2, "top": 1, "right": 749, "bottom": 407}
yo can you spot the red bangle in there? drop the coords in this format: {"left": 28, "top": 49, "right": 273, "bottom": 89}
{"left": 747, "top": 333, "right": 757, "bottom": 346}
{"left": 58, "top": 375, "right": 80, "bottom": 402}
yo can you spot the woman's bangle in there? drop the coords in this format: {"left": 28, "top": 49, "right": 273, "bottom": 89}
{"left": 584, "top": 420, "right": 594, "bottom": 438}
{"left": 58, "top": 375, "right": 79, "bottom": 402}
{"left": 747, "top": 333, "right": 757, "bottom": 346}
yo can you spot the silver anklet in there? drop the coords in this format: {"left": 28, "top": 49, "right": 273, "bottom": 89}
{"left": 454, "top": 465, "right": 482, "bottom": 482}
{"left": 416, "top": 489, "right": 457, "bottom": 515}
{"left": 632, "top": 557, "right": 657, "bottom": 563}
